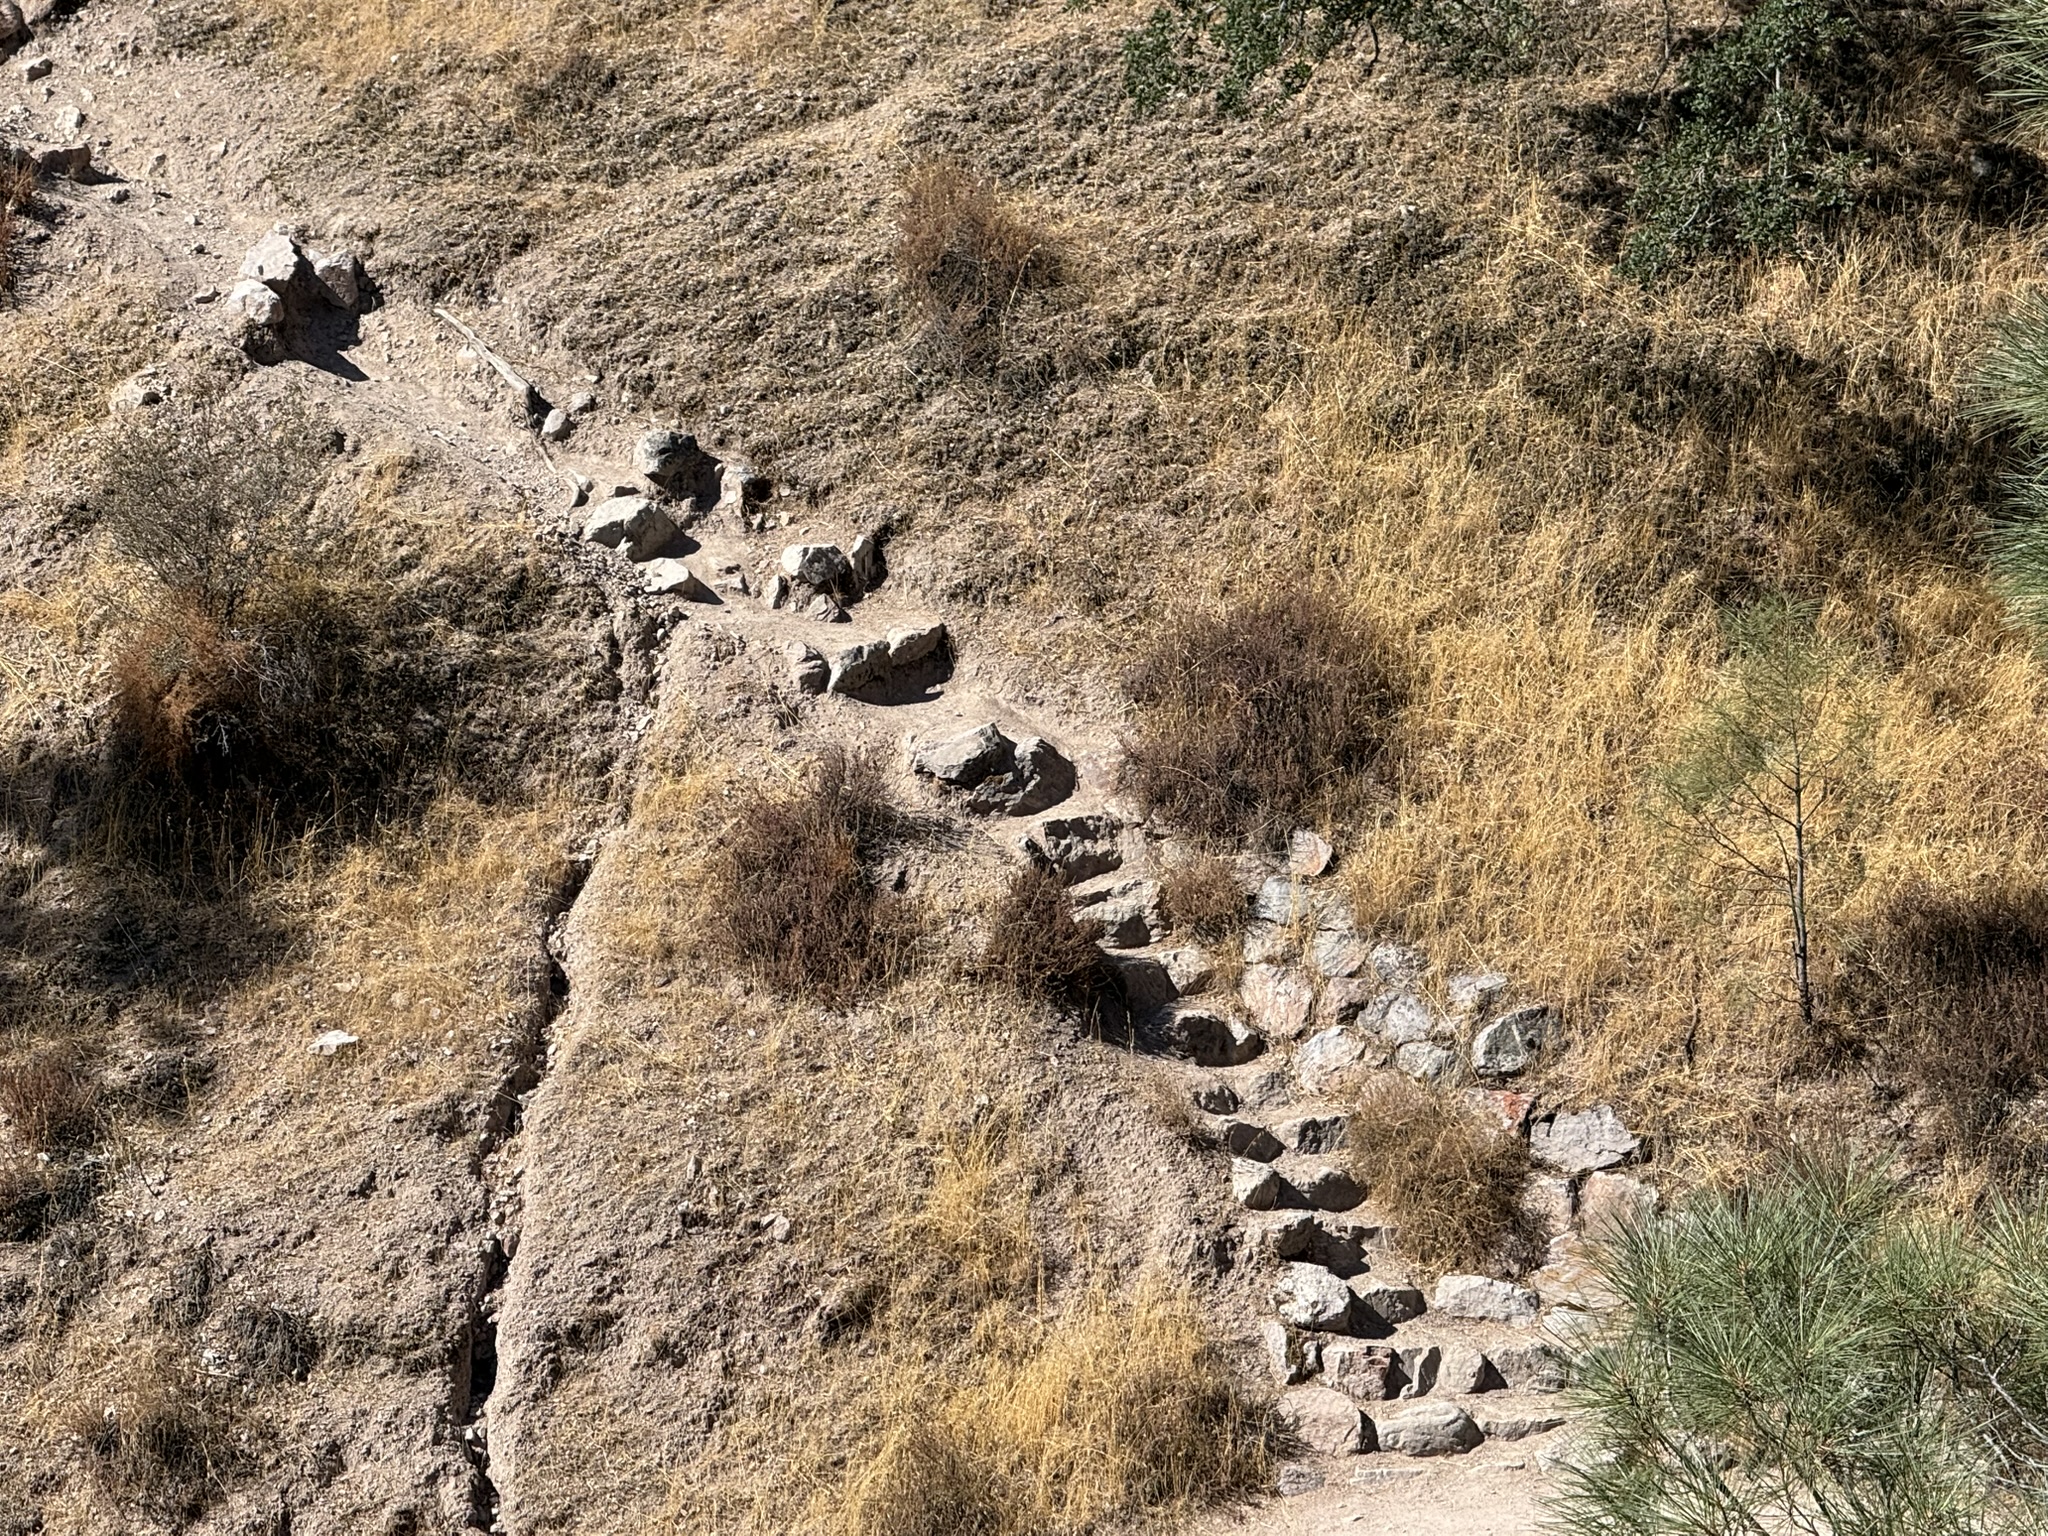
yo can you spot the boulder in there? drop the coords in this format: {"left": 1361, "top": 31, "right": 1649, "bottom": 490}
{"left": 1261, "top": 1319, "right": 1320, "bottom": 1385}
{"left": 540, "top": 407, "right": 571, "bottom": 441}
{"left": 1579, "top": 1171, "right": 1658, "bottom": 1238}
{"left": 1275, "top": 1386, "right": 1366, "bottom": 1457}
{"left": 827, "top": 641, "right": 889, "bottom": 696}
{"left": 0, "top": 4, "right": 29, "bottom": 59}
{"left": 1447, "top": 970, "right": 1511, "bottom": 1017}
{"left": 1529, "top": 1105, "right": 1639, "bottom": 1174}
{"left": 763, "top": 573, "right": 790, "bottom": 609}
{"left": 1026, "top": 812, "right": 1122, "bottom": 884}
{"left": 912, "top": 723, "right": 1013, "bottom": 787}
{"left": 848, "top": 531, "right": 884, "bottom": 589}
{"left": 30, "top": 143, "right": 90, "bottom": 179}
{"left": 1272, "top": 1262, "right": 1355, "bottom": 1332}
{"left": 1106, "top": 952, "right": 1179, "bottom": 1012}
{"left": 1321, "top": 1340, "right": 1400, "bottom": 1400}
{"left": 309, "top": 249, "right": 361, "bottom": 310}
{"left": 1276, "top": 1463, "right": 1327, "bottom": 1496}
{"left": 1159, "top": 947, "right": 1214, "bottom": 995}
{"left": 1490, "top": 1342, "right": 1567, "bottom": 1394}
{"left": 1464, "top": 1088, "right": 1535, "bottom": 1134}
{"left": 1242, "top": 922, "right": 1295, "bottom": 965}
{"left": 22, "top": 55, "right": 51, "bottom": 82}
{"left": 885, "top": 622, "right": 946, "bottom": 667}
{"left": 1439, "top": 1346, "right": 1502, "bottom": 1395}
{"left": 1191, "top": 1081, "right": 1239, "bottom": 1114}
{"left": 583, "top": 495, "right": 676, "bottom": 562}
{"left": 1252, "top": 875, "right": 1306, "bottom": 925}
{"left": 1287, "top": 829, "right": 1334, "bottom": 877}
{"left": 1315, "top": 976, "right": 1376, "bottom": 1026}
{"left": 640, "top": 559, "right": 711, "bottom": 599}
{"left": 1394, "top": 1041, "right": 1455, "bottom": 1082}
{"left": 1369, "top": 991, "right": 1436, "bottom": 1044}
{"left": 1472, "top": 1004, "right": 1554, "bottom": 1078}
{"left": 223, "top": 278, "right": 284, "bottom": 330}
{"left": 1241, "top": 964, "right": 1315, "bottom": 1040}
{"left": 1311, "top": 929, "right": 1370, "bottom": 979}
{"left": 1072, "top": 878, "right": 1162, "bottom": 949}
{"left": 239, "top": 231, "right": 304, "bottom": 290}
{"left": 1248, "top": 1211, "right": 1318, "bottom": 1261}
{"left": 967, "top": 735, "right": 1074, "bottom": 815}
{"left": 1287, "top": 1162, "right": 1365, "bottom": 1212}
{"left": 781, "top": 542, "right": 852, "bottom": 589}
{"left": 1522, "top": 1175, "right": 1576, "bottom": 1237}
{"left": 1222, "top": 1120, "right": 1284, "bottom": 1162}
{"left": 786, "top": 644, "right": 828, "bottom": 695}
{"left": 1170, "top": 1007, "right": 1264, "bottom": 1068}
{"left": 1370, "top": 941, "right": 1427, "bottom": 986}
{"left": 1349, "top": 1279, "right": 1427, "bottom": 1328}
{"left": 716, "top": 462, "right": 770, "bottom": 515}
{"left": 1275, "top": 1113, "right": 1349, "bottom": 1154}
{"left": 1395, "top": 1344, "right": 1441, "bottom": 1398}
{"left": 1374, "top": 1402, "right": 1483, "bottom": 1457}
{"left": 1295, "top": 1026, "right": 1365, "bottom": 1091}
{"left": 807, "top": 594, "right": 846, "bottom": 623}
{"left": 634, "top": 429, "right": 710, "bottom": 496}
{"left": 1432, "top": 1274, "right": 1540, "bottom": 1324}
{"left": 1231, "top": 1159, "right": 1284, "bottom": 1211}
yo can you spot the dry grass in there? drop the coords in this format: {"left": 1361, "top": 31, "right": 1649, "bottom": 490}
{"left": 1159, "top": 852, "right": 1250, "bottom": 942}
{"left": 0, "top": 1045, "right": 100, "bottom": 1152}
{"left": 0, "top": 154, "right": 35, "bottom": 301}
{"left": 1121, "top": 593, "right": 1400, "bottom": 842}
{"left": 826, "top": 1288, "right": 1268, "bottom": 1536}
{"left": 0, "top": 285, "right": 160, "bottom": 477}
{"left": 1348, "top": 1075, "right": 1543, "bottom": 1277}
{"left": 66, "top": 1347, "right": 249, "bottom": 1524}
{"left": 895, "top": 160, "right": 1060, "bottom": 363}
{"left": 977, "top": 865, "right": 1123, "bottom": 1026}
{"left": 702, "top": 747, "right": 921, "bottom": 1002}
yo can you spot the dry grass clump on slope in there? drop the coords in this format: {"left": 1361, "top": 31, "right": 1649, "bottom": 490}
{"left": 978, "top": 865, "right": 1124, "bottom": 1026}
{"left": 0, "top": 285, "right": 160, "bottom": 476}
{"left": 1274, "top": 172, "right": 2048, "bottom": 1152}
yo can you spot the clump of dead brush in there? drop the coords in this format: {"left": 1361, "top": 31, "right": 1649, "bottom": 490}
{"left": 1122, "top": 593, "right": 1400, "bottom": 841}
{"left": 1159, "top": 851, "right": 1248, "bottom": 942}
{"left": 977, "top": 865, "right": 1124, "bottom": 1027}
{"left": 0, "top": 153, "right": 35, "bottom": 299}
{"left": 703, "top": 748, "right": 920, "bottom": 1001}
{"left": 895, "top": 161, "right": 1058, "bottom": 367}
{"left": 1349, "top": 1075, "right": 1543, "bottom": 1277}
{"left": 0, "top": 1044, "right": 101, "bottom": 1151}
{"left": 71, "top": 1349, "right": 251, "bottom": 1523}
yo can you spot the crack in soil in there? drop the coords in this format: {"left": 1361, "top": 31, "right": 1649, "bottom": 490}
{"left": 456, "top": 852, "right": 593, "bottom": 1532}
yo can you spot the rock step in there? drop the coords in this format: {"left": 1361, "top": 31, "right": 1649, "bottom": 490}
{"left": 1277, "top": 1386, "right": 1575, "bottom": 1460}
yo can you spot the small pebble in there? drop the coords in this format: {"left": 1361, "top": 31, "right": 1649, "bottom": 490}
{"left": 22, "top": 56, "right": 52, "bottom": 82}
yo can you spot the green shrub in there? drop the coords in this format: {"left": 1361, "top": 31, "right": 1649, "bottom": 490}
{"left": 1554, "top": 1153, "right": 2048, "bottom": 1534}
{"left": 1971, "top": 293, "right": 2048, "bottom": 636}
{"left": 1619, "top": 0, "right": 1858, "bottom": 279}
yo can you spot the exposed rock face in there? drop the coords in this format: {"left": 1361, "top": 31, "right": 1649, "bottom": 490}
{"left": 1432, "top": 1274, "right": 1541, "bottom": 1323}
{"left": 1276, "top": 1386, "right": 1366, "bottom": 1456}
{"left": 1530, "top": 1104, "right": 1640, "bottom": 1173}
{"left": 582, "top": 496, "right": 676, "bottom": 562}
{"left": 1375, "top": 1402, "right": 1484, "bottom": 1457}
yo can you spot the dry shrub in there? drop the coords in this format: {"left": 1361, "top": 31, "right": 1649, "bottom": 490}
{"left": 704, "top": 749, "right": 918, "bottom": 1001}
{"left": 895, "top": 161, "right": 1058, "bottom": 358}
{"left": 830, "top": 1288, "right": 1268, "bottom": 1536}
{"left": 0, "top": 284, "right": 160, "bottom": 471}
{"left": 1159, "top": 852, "right": 1248, "bottom": 941}
{"left": 1349, "top": 1075, "right": 1541, "bottom": 1277}
{"left": 978, "top": 866, "right": 1123, "bottom": 1025}
{"left": 1122, "top": 594, "right": 1399, "bottom": 840}
{"left": 0, "top": 154, "right": 34, "bottom": 300}
{"left": 72, "top": 1352, "right": 249, "bottom": 1522}
{"left": 1847, "top": 882, "right": 2048, "bottom": 1156}
{"left": 0, "top": 1045, "right": 100, "bottom": 1151}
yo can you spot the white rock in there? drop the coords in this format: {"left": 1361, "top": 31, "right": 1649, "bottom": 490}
{"left": 885, "top": 622, "right": 946, "bottom": 666}
{"left": 1370, "top": 941, "right": 1426, "bottom": 985}
{"left": 848, "top": 531, "right": 883, "bottom": 588}
{"left": 1394, "top": 1041, "right": 1455, "bottom": 1082}
{"left": 1275, "top": 1113, "right": 1349, "bottom": 1154}
{"left": 1232, "top": 1158, "right": 1284, "bottom": 1211}
{"left": 1287, "top": 829, "right": 1334, "bottom": 876}
{"left": 308, "top": 1030, "right": 359, "bottom": 1056}
{"left": 1375, "top": 1402, "right": 1483, "bottom": 1457}
{"left": 1295, "top": 1025, "right": 1365, "bottom": 1091}
{"left": 780, "top": 542, "right": 850, "bottom": 588}
{"left": 1261, "top": 1319, "right": 1319, "bottom": 1385}
{"left": 309, "top": 248, "right": 361, "bottom": 309}
{"left": 1240, "top": 963, "right": 1315, "bottom": 1039}
{"left": 1252, "top": 875, "right": 1305, "bottom": 924}
{"left": 223, "top": 278, "right": 283, "bottom": 329}
{"left": 1447, "top": 970, "right": 1511, "bottom": 1017}
{"left": 1312, "top": 928, "right": 1370, "bottom": 978}
{"left": 763, "top": 572, "right": 790, "bottom": 609}
{"left": 1433, "top": 1274, "right": 1540, "bottom": 1323}
{"left": 582, "top": 495, "right": 676, "bottom": 562}
{"left": 1579, "top": 1171, "right": 1658, "bottom": 1238}
{"left": 1529, "top": 1105, "right": 1640, "bottom": 1174}
{"left": 1371, "top": 991, "right": 1436, "bottom": 1043}
{"left": 1439, "top": 1345, "right": 1499, "bottom": 1395}
{"left": 1272, "top": 1262, "right": 1355, "bottom": 1332}
{"left": 56, "top": 104, "right": 83, "bottom": 135}
{"left": 641, "top": 559, "right": 710, "bottom": 599}
{"left": 239, "top": 231, "right": 303, "bottom": 290}
{"left": 539, "top": 407, "right": 571, "bottom": 442}
{"left": 1276, "top": 1386, "right": 1365, "bottom": 1456}
{"left": 827, "top": 641, "right": 889, "bottom": 696}
{"left": 1473, "top": 1407, "right": 1569, "bottom": 1441}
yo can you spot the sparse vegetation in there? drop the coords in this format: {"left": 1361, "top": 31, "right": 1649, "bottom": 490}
{"left": 704, "top": 749, "right": 920, "bottom": 1001}
{"left": 1122, "top": 594, "right": 1398, "bottom": 841}
{"left": 1160, "top": 851, "right": 1248, "bottom": 942}
{"left": 0, "top": 1045, "right": 100, "bottom": 1151}
{"left": 72, "top": 1350, "right": 250, "bottom": 1523}
{"left": 1348, "top": 1076, "right": 1542, "bottom": 1276}
{"left": 895, "top": 162, "right": 1059, "bottom": 369}
{"left": 1556, "top": 1153, "right": 2048, "bottom": 1535}
{"left": 0, "top": 155, "right": 34, "bottom": 301}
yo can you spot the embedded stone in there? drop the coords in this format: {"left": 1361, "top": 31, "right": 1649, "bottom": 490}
{"left": 1273, "top": 1262, "right": 1355, "bottom": 1332}
{"left": 1433, "top": 1274, "right": 1540, "bottom": 1323}
{"left": 1374, "top": 1402, "right": 1483, "bottom": 1457}
{"left": 1276, "top": 1386, "right": 1366, "bottom": 1457}
{"left": 1529, "top": 1105, "right": 1640, "bottom": 1174}
{"left": 1321, "top": 1340, "right": 1400, "bottom": 1401}
{"left": 1241, "top": 963, "right": 1315, "bottom": 1040}
{"left": 1472, "top": 1005, "right": 1554, "bottom": 1078}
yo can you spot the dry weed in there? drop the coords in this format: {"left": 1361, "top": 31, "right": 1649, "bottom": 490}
{"left": 68, "top": 1347, "right": 249, "bottom": 1523}
{"left": 895, "top": 161, "right": 1059, "bottom": 365}
{"left": 0, "top": 154, "right": 34, "bottom": 300}
{"left": 1159, "top": 852, "right": 1249, "bottom": 942}
{"left": 1348, "top": 1075, "right": 1542, "bottom": 1277}
{"left": 0, "top": 1045, "right": 100, "bottom": 1152}
{"left": 0, "top": 285, "right": 160, "bottom": 475}
{"left": 977, "top": 865, "right": 1123, "bottom": 1025}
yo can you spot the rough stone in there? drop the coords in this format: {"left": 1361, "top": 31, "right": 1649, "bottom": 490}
{"left": 539, "top": 407, "right": 571, "bottom": 442}
{"left": 1106, "top": 952, "right": 1179, "bottom": 1012}
{"left": 308, "top": 1030, "right": 359, "bottom": 1056}
{"left": 1172, "top": 1008, "right": 1265, "bottom": 1069}
{"left": 109, "top": 373, "right": 164, "bottom": 412}
{"left": 2, "top": 4, "right": 35, "bottom": 60}
{"left": 1490, "top": 1342, "right": 1567, "bottom": 1394}
{"left": 1529, "top": 1105, "right": 1640, "bottom": 1174}
{"left": 31, "top": 143, "right": 91, "bottom": 179}
{"left": 912, "top": 724, "right": 1013, "bottom": 787}
{"left": 763, "top": 572, "right": 790, "bottom": 609}
{"left": 806, "top": 594, "right": 846, "bottom": 623}
{"left": 223, "top": 278, "right": 283, "bottom": 329}
{"left": 716, "top": 462, "right": 770, "bottom": 516}
{"left": 1026, "top": 813, "right": 1122, "bottom": 884}
{"left": 1191, "top": 1081, "right": 1239, "bottom": 1114}
{"left": 1522, "top": 1175, "right": 1576, "bottom": 1237}
{"left": 1368, "top": 991, "right": 1436, "bottom": 1044}
{"left": 1231, "top": 1158, "right": 1284, "bottom": 1211}
{"left": 1433, "top": 1274, "right": 1541, "bottom": 1323}
{"left": 1579, "top": 1171, "right": 1659, "bottom": 1238}
{"left": 1222, "top": 1120, "right": 1284, "bottom": 1162}
{"left": 1276, "top": 1463, "right": 1327, "bottom": 1496}
{"left": 1252, "top": 875, "right": 1307, "bottom": 925}
{"left": 1472, "top": 1005, "right": 1555, "bottom": 1078}
{"left": 1275, "top": 1114, "right": 1349, "bottom": 1154}
{"left": 240, "top": 231, "right": 303, "bottom": 290}
{"left": 821, "top": 641, "right": 884, "bottom": 695}
{"left": 1370, "top": 942, "right": 1427, "bottom": 986}
{"left": 1273, "top": 1263, "right": 1356, "bottom": 1332}
{"left": 847, "top": 531, "right": 883, "bottom": 589}
{"left": 780, "top": 542, "right": 852, "bottom": 589}
{"left": 1160, "top": 947, "right": 1214, "bottom": 995}
{"left": 1321, "top": 1340, "right": 1400, "bottom": 1401}
{"left": 1474, "top": 1408, "right": 1570, "bottom": 1441}
{"left": 1395, "top": 1041, "right": 1456, "bottom": 1082}
{"left": 582, "top": 495, "right": 676, "bottom": 562}
{"left": 1316, "top": 976, "right": 1376, "bottom": 1026}
{"left": 1287, "top": 1162, "right": 1365, "bottom": 1212}
{"left": 1463, "top": 1088, "right": 1535, "bottom": 1134}
{"left": 22, "top": 56, "right": 52, "bottom": 83}
{"left": 634, "top": 429, "right": 711, "bottom": 496}
{"left": 786, "top": 644, "right": 828, "bottom": 695}
{"left": 1447, "top": 970, "right": 1512, "bottom": 1017}
{"left": 885, "top": 622, "right": 946, "bottom": 667}
{"left": 55, "top": 104, "right": 81, "bottom": 135}
{"left": 309, "top": 249, "right": 361, "bottom": 309}
{"left": 1241, "top": 964, "right": 1315, "bottom": 1040}
{"left": 1276, "top": 1386, "right": 1366, "bottom": 1457}
{"left": 1072, "top": 877, "right": 1162, "bottom": 949}
{"left": 1349, "top": 1279, "right": 1427, "bottom": 1327}
{"left": 1295, "top": 1026, "right": 1366, "bottom": 1091}
{"left": 1439, "top": 1346, "right": 1503, "bottom": 1395}
{"left": 1249, "top": 1211, "right": 1318, "bottom": 1261}
{"left": 1395, "top": 1344, "right": 1441, "bottom": 1398}
{"left": 1242, "top": 922, "right": 1295, "bottom": 965}
{"left": 1261, "top": 1319, "right": 1320, "bottom": 1385}
{"left": 1312, "top": 929, "right": 1371, "bottom": 979}
{"left": 1373, "top": 1402, "right": 1484, "bottom": 1458}
{"left": 640, "top": 559, "right": 710, "bottom": 599}
{"left": 1287, "top": 829, "right": 1334, "bottom": 877}
{"left": 972, "top": 735, "right": 1075, "bottom": 816}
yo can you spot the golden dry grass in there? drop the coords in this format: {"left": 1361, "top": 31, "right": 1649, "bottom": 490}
{"left": 0, "top": 285, "right": 161, "bottom": 480}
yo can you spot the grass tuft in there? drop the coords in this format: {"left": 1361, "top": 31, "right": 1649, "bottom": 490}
{"left": 895, "top": 161, "right": 1058, "bottom": 367}
{"left": 977, "top": 866, "right": 1123, "bottom": 1025}
{"left": 0, "top": 1045, "right": 100, "bottom": 1152}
